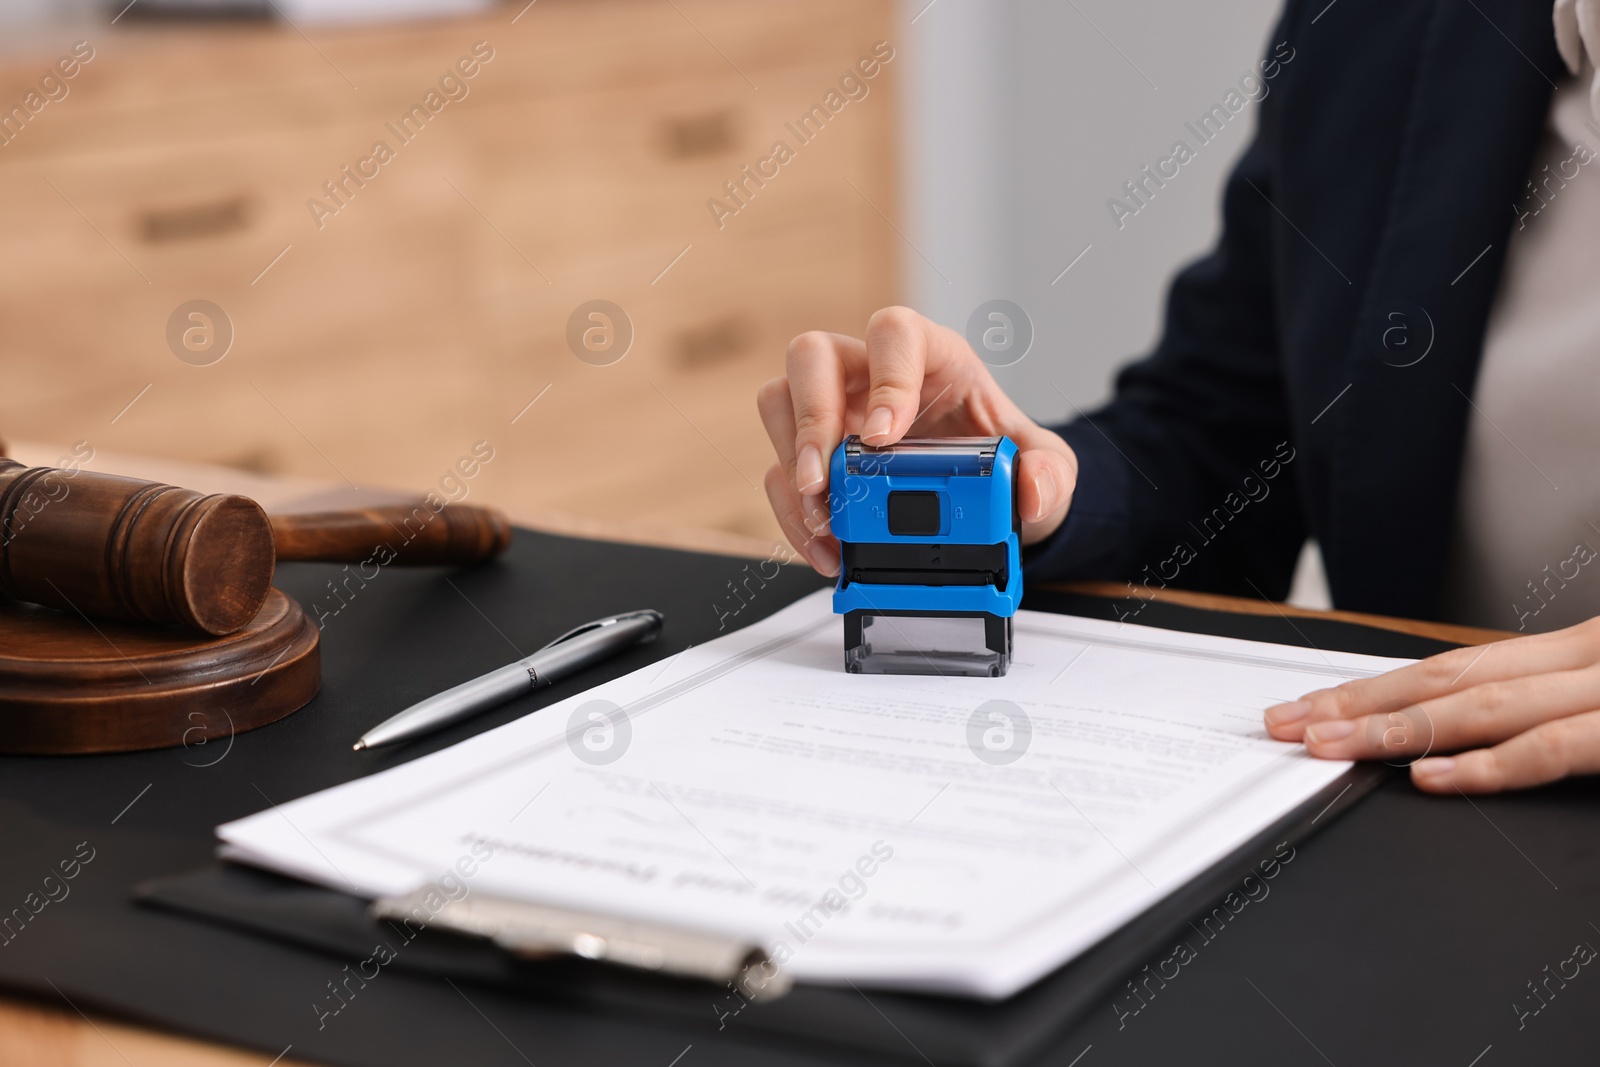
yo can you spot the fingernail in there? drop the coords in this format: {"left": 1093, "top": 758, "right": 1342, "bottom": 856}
{"left": 862, "top": 407, "right": 894, "bottom": 442}
{"left": 1031, "top": 466, "right": 1057, "bottom": 522}
{"left": 1265, "top": 700, "right": 1312, "bottom": 726}
{"left": 1304, "top": 719, "right": 1355, "bottom": 744}
{"left": 807, "top": 509, "right": 832, "bottom": 537}
{"left": 1413, "top": 757, "right": 1456, "bottom": 778}
{"left": 805, "top": 539, "right": 840, "bottom": 577}
{"left": 796, "top": 445, "right": 825, "bottom": 492}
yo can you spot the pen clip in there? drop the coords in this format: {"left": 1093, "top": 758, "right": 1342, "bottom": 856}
{"left": 536, "top": 609, "right": 663, "bottom": 652}
{"left": 369, "top": 888, "right": 789, "bottom": 1001}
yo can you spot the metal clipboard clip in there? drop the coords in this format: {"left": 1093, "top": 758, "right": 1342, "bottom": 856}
{"left": 370, "top": 887, "right": 792, "bottom": 1002}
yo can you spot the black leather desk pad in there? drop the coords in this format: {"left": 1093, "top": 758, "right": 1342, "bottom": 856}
{"left": 2, "top": 529, "right": 1597, "bottom": 1066}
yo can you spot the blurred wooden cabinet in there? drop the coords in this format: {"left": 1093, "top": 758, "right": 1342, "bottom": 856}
{"left": 0, "top": 0, "right": 898, "bottom": 541}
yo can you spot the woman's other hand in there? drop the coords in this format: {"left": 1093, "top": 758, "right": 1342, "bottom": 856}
{"left": 1265, "top": 619, "right": 1600, "bottom": 793}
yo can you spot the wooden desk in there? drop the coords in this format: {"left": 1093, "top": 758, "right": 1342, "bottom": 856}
{"left": 0, "top": 445, "right": 1510, "bottom": 1067}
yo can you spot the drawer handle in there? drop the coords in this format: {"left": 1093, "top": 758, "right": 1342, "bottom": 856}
{"left": 659, "top": 110, "right": 737, "bottom": 158}
{"left": 676, "top": 315, "right": 752, "bottom": 368}
{"left": 139, "top": 197, "right": 251, "bottom": 243}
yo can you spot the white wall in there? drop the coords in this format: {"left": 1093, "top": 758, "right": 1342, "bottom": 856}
{"left": 898, "top": 0, "right": 1332, "bottom": 608}
{"left": 899, "top": 0, "right": 1284, "bottom": 414}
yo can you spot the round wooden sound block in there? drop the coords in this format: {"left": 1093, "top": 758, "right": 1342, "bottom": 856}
{"left": 0, "top": 588, "right": 319, "bottom": 755}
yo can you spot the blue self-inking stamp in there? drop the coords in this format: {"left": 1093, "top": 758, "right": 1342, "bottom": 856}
{"left": 829, "top": 435, "right": 1021, "bottom": 676}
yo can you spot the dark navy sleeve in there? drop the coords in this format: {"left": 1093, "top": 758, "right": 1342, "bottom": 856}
{"left": 1024, "top": 25, "right": 1308, "bottom": 600}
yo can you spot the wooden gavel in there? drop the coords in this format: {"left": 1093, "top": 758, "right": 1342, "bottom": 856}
{"left": 0, "top": 458, "right": 511, "bottom": 636}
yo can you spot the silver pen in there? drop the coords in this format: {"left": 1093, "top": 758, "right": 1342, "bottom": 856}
{"left": 352, "top": 609, "right": 664, "bottom": 751}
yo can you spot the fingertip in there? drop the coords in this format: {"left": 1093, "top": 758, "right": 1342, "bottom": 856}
{"left": 1295, "top": 688, "right": 1336, "bottom": 714}
{"left": 755, "top": 375, "right": 789, "bottom": 421}
{"left": 1263, "top": 699, "right": 1311, "bottom": 739}
{"left": 796, "top": 445, "right": 826, "bottom": 494}
{"left": 1017, "top": 449, "right": 1076, "bottom": 534}
{"left": 860, "top": 309, "right": 929, "bottom": 443}
{"left": 1266, "top": 699, "right": 1312, "bottom": 723}
{"left": 1302, "top": 716, "right": 1357, "bottom": 757}
{"left": 763, "top": 461, "right": 788, "bottom": 500}
{"left": 1295, "top": 689, "right": 1343, "bottom": 724}
{"left": 1410, "top": 756, "right": 1459, "bottom": 793}
{"left": 1029, "top": 464, "right": 1057, "bottom": 523}
{"left": 804, "top": 535, "right": 840, "bottom": 577}
{"left": 862, "top": 406, "right": 896, "bottom": 444}
{"left": 800, "top": 492, "right": 832, "bottom": 537}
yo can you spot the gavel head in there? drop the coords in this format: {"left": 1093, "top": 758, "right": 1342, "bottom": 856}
{"left": 0, "top": 459, "right": 275, "bottom": 636}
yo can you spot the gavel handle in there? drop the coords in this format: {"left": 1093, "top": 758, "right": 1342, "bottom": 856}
{"left": 270, "top": 503, "right": 512, "bottom": 566}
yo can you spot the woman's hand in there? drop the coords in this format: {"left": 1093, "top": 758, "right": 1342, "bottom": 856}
{"left": 1264, "top": 618, "right": 1600, "bottom": 793}
{"left": 757, "top": 306, "right": 1079, "bottom": 576}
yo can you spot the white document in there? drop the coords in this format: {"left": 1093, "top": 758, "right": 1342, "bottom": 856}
{"left": 218, "top": 589, "right": 1410, "bottom": 999}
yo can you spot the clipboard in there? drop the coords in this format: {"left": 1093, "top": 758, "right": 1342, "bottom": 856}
{"left": 137, "top": 762, "right": 1385, "bottom": 1066}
